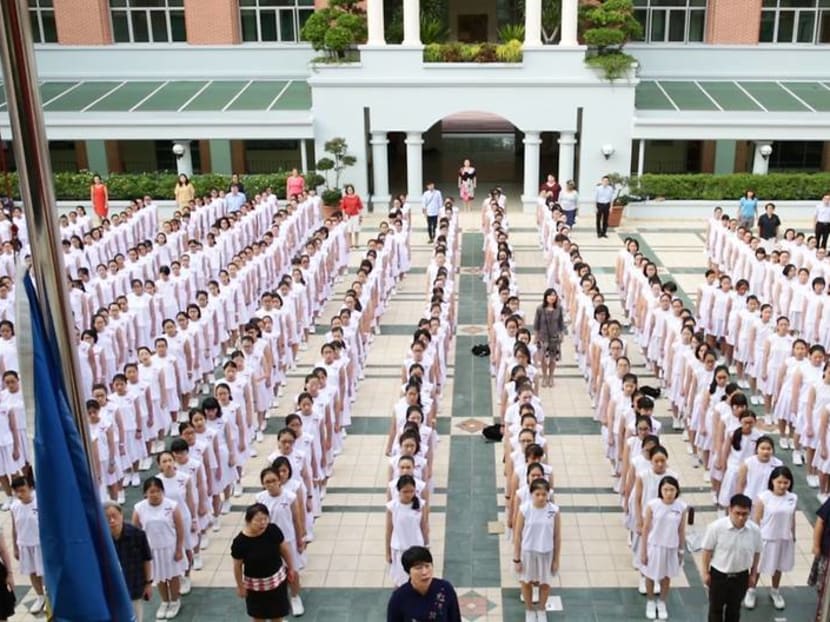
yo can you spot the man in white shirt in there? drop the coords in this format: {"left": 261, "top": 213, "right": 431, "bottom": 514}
{"left": 814, "top": 193, "right": 830, "bottom": 250}
{"left": 421, "top": 182, "right": 443, "bottom": 244}
{"left": 593, "top": 175, "right": 615, "bottom": 239}
{"left": 701, "top": 494, "right": 762, "bottom": 622}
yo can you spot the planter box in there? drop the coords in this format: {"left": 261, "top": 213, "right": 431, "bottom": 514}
{"left": 609, "top": 203, "right": 625, "bottom": 227}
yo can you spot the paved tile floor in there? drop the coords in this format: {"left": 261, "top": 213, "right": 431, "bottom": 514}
{"left": 3, "top": 209, "right": 822, "bottom": 621}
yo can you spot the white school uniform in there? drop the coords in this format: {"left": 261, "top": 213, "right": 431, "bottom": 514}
{"left": 642, "top": 498, "right": 686, "bottom": 581}
{"left": 10, "top": 497, "right": 43, "bottom": 576}
{"left": 518, "top": 501, "right": 559, "bottom": 585}
{"left": 386, "top": 497, "right": 425, "bottom": 586}
{"left": 255, "top": 489, "right": 304, "bottom": 571}
{"left": 134, "top": 498, "right": 187, "bottom": 583}
{"left": 741, "top": 455, "right": 783, "bottom": 505}
{"left": 757, "top": 490, "right": 797, "bottom": 575}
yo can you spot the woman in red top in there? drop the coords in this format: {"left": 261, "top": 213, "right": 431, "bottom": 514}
{"left": 339, "top": 184, "right": 363, "bottom": 249}
{"left": 90, "top": 174, "right": 108, "bottom": 224}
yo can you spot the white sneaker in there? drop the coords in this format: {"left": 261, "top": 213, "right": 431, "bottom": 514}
{"left": 793, "top": 451, "right": 804, "bottom": 466}
{"left": 656, "top": 600, "right": 668, "bottom": 620}
{"left": 212, "top": 517, "right": 221, "bottom": 532}
{"left": 117, "top": 489, "right": 126, "bottom": 504}
{"left": 249, "top": 446, "right": 258, "bottom": 458}
{"left": 29, "top": 595, "right": 45, "bottom": 613}
{"left": 779, "top": 437, "right": 788, "bottom": 450}
{"left": 703, "top": 471, "right": 711, "bottom": 483}
{"left": 808, "top": 474, "right": 820, "bottom": 488}
{"left": 770, "top": 589, "right": 785, "bottom": 610}
{"left": 166, "top": 599, "right": 181, "bottom": 619}
{"left": 180, "top": 576, "right": 191, "bottom": 594}
{"left": 524, "top": 611, "right": 535, "bottom": 622}
{"left": 818, "top": 492, "right": 830, "bottom": 504}
{"left": 192, "top": 554, "right": 203, "bottom": 571}
{"left": 681, "top": 429, "right": 689, "bottom": 442}
{"left": 764, "top": 413, "right": 773, "bottom": 426}
{"left": 233, "top": 483, "right": 243, "bottom": 497}
{"left": 278, "top": 386, "right": 285, "bottom": 398}
{"left": 155, "top": 602, "right": 169, "bottom": 620}
{"left": 743, "top": 587, "right": 757, "bottom": 609}
{"left": 536, "top": 610, "right": 548, "bottom": 621}
{"left": 256, "top": 430, "right": 264, "bottom": 443}
{"left": 638, "top": 575, "right": 647, "bottom": 595}
{"left": 0, "top": 500, "right": 11, "bottom": 512}
{"left": 646, "top": 600, "right": 657, "bottom": 620}
{"left": 221, "top": 499, "right": 232, "bottom": 514}
{"left": 290, "top": 594, "right": 305, "bottom": 616}
{"left": 687, "top": 445, "right": 694, "bottom": 456}
{"left": 139, "top": 457, "right": 152, "bottom": 471}
{"left": 200, "top": 534, "right": 209, "bottom": 550}
{"left": 131, "top": 472, "right": 141, "bottom": 487}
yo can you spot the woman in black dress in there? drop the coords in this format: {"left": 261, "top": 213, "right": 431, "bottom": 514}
{"left": 231, "top": 503, "right": 296, "bottom": 622}
{"left": 457, "top": 159, "right": 477, "bottom": 212}
{"left": 533, "top": 288, "right": 566, "bottom": 388}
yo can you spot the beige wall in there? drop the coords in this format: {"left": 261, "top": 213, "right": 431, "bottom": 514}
{"left": 54, "top": 0, "right": 112, "bottom": 45}
{"left": 706, "top": 0, "right": 762, "bottom": 44}
{"left": 185, "top": 0, "right": 240, "bottom": 44}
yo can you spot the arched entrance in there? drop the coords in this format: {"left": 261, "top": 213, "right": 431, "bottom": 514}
{"left": 388, "top": 111, "right": 526, "bottom": 203}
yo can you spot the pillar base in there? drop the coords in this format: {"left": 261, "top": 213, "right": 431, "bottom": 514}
{"left": 371, "top": 194, "right": 391, "bottom": 212}
{"left": 521, "top": 195, "right": 538, "bottom": 214}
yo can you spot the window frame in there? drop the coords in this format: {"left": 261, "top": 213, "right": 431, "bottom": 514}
{"left": 759, "top": 0, "right": 830, "bottom": 43}
{"left": 109, "top": 0, "right": 186, "bottom": 44}
{"left": 239, "top": 0, "right": 315, "bottom": 43}
{"left": 633, "top": 0, "right": 707, "bottom": 44}
{"left": 29, "top": 0, "right": 57, "bottom": 44}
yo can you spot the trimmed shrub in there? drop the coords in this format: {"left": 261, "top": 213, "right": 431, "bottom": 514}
{"left": 631, "top": 173, "right": 830, "bottom": 201}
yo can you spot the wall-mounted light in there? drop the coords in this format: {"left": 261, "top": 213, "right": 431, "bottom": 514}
{"left": 759, "top": 144, "right": 773, "bottom": 160}
{"left": 172, "top": 143, "right": 185, "bottom": 160}
{"left": 601, "top": 144, "right": 615, "bottom": 160}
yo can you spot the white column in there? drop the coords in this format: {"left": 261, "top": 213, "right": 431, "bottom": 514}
{"left": 524, "top": 0, "right": 542, "bottom": 47}
{"left": 370, "top": 131, "right": 390, "bottom": 208}
{"left": 560, "top": 0, "right": 579, "bottom": 46}
{"left": 522, "top": 131, "right": 542, "bottom": 211}
{"left": 366, "top": 0, "right": 385, "bottom": 45}
{"left": 752, "top": 141, "right": 773, "bottom": 175}
{"left": 172, "top": 140, "right": 193, "bottom": 177}
{"left": 300, "top": 139, "right": 308, "bottom": 173}
{"left": 637, "top": 139, "right": 646, "bottom": 178}
{"left": 405, "top": 132, "right": 423, "bottom": 208}
{"left": 402, "top": 0, "right": 421, "bottom": 46}
{"left": 557, "top": 131, "right": 577, "bottom": 184}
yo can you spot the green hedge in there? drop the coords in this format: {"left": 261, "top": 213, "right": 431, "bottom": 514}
{"left": 3, "top": 171, "right": 326, "bottom": 202}
{"left": 631, "top": 173, "right": 830, "bottom": 201}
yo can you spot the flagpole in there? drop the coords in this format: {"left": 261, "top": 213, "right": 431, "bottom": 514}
{"left": 0, "top": 2, "right": 96, "bottom": 466}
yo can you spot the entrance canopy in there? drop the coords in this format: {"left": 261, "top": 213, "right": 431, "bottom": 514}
{"left": 634, "top": 79, "right": 830, "bottom": 140}
{"left": 0, "top": 79, "right": 313, "bottom": 140}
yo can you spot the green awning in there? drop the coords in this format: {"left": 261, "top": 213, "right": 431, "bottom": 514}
{"left": 0, "top": 79, "right": 311, "bottom": 113}
{"left": 636, "top": 80, "right": 830, "bottom": 112}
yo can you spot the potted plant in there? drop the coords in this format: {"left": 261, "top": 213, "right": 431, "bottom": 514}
{"left": 607, "top": 172, "right": 629, "bottom": 227}
{"left": 315, "top": 137, "right": 357, "bottom": 218}
{"left": 581, "top": 0, "right": 642, "bottom": 80}
{"left": 301, "top": 0, "right": 367, "bottom": 63}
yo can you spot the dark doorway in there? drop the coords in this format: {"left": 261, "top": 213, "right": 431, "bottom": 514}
{"left": 457, "top": 14, "right": 488, "bottom": 42}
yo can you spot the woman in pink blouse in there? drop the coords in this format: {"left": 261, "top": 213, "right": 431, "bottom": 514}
{"left": 286, "top": 169, "right": 305, "bottom": 201}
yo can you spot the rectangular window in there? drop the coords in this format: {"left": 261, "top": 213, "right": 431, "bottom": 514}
{"left": 239, "top": 0, "right": 313, "bottom": 42}
{"left": 635, "top": 1, "right": 707, "bottom": 43}
{"left": 29, "top": 0, "right": 57, "bottom": 44}
{"left": 110, "top": 0, "right": 186, "bottom": 43}
{"left": 760, "top": 0, "right": 829, "bottom": 42}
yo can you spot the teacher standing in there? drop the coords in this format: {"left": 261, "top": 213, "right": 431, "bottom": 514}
{"left": 593, "top": 175, "right": 614, "bottom": 239}
{"left": 422, "top": 182, "right": 443, "bottom": 244}
{"left": 387, "top": 546, "right": 461, "bottom": 622}
{"left": 231, "top": 503, "right": 296, "bottom": 622}
{"left": 701, "top": 494, "right": 762, "bottom": 622}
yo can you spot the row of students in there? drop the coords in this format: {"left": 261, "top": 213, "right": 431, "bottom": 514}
{"left": 386, "top": 205, "right": 458, "bottom": 588}
{"left": 486, "top": 202, "right": 561, "bottom": 622}
{"left": 613, "top": 226, "right": 801, "bottom": 613}
{"left": 537, "top": 209, "right": 684, "bottom": 621}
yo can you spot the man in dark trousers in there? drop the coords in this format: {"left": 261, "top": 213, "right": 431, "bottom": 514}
{"left": 701, "top": 494, "right": 762, "bottom": 622}
{"left": 593, "top": 175, "right": 614, "bottom": 238}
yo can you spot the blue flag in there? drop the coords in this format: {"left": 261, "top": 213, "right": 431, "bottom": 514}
{"left": 24, "top": 274, "right": 134, "bottom": 621}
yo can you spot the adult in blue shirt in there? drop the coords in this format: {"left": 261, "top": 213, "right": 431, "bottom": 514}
{"left": 738, "top": 190, "right": 758, "bottom": 231}
{"left": 387, "top": 546, "right": 461, "bottom": 622}
{"left": 226, "top": 184, "right": 247, "bottom": 214}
